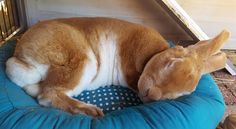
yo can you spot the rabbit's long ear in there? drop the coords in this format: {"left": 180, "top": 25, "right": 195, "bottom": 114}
{"left": 188, "top": 30, "right": 230, "bottom": 59}
{"left": 203, "top": 52, "right": 227, "bottom": 74}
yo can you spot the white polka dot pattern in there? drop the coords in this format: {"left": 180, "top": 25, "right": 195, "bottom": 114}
{"left": 75, "top": 85, "right": 142, "bottom": 113}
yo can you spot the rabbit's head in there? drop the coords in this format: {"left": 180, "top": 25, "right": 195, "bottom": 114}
{"left": 138, "top": 30, "right": 230, "bottom": 102}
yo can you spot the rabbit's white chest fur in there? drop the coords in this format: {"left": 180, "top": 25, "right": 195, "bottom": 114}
{"left": 66, "top": 33, "right": 128, "bottom": 97}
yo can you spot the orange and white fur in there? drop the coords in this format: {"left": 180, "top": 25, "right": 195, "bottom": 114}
{"left": 5, "top": 17, "right": 229, "bottom": 117}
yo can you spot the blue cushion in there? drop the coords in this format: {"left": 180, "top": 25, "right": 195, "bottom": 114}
{"left": 0, "top": 41, "right": 225, "bottom": 129}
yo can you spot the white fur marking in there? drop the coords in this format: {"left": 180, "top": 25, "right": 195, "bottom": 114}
{"left": 38, "top": 96, "right": 52, "bottom": 107}
{"left": 6, "top": 57, "right": 49, "bottom": 87}
{"left": 26, "top": 58, "right": 49, "bottom": 81}
{"left": 6, "top": 57, "right": 40, "bottom": 87}
{"left": 87, "top": 33, "right": 128, "bottom": 89}
{"left": 66, "top": 33, "right": 128, "bottom": 97}
{"left": 175, "top": 91, "right": 191, "bottom": 98}
{"left": 23, "top": 84, "right": 40, "bottom": 97}
{"left": 165, "top": 57, "right": 184, "bottom": 70}
{"left": 6, "top": 57, "right": 51, "bottom": 107}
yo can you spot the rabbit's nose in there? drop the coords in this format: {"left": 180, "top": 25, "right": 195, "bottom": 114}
{"left": 140, "top": 96, "right": 152, "bottom": 103}
{"left": 138, "top": 88, "right": 151, "bottom": 102}
{"left": 139, "top": 88, "right": 150, "bottom": 98}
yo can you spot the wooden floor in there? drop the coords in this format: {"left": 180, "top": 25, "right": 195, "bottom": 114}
{"left": 212, "top": 70, "right": 236, "bottom": 120}
{"left": 212, "top": 50, "right": 236, "bottom": 127}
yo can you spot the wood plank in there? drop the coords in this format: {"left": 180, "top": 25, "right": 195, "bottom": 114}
{"left": 155, "top": 0, "right": 209, "bottom": 40}
{"left": 24, "top": 0, "right": 191, "bottom": 41}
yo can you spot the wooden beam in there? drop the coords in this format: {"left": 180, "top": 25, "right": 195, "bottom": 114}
{"left": 155, "top": 0, "right": 236, "bottom": 75}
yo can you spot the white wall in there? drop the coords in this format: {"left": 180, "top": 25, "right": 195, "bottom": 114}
{"left": 176, "top": 0, "right": 236, "bottom": 49}
{"left": 24, "top": 0, "right": 191, "bottom": 41}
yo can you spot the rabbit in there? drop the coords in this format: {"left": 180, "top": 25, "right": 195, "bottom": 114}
{"left": 5, "top": 17, "right": 229, "bottom": 117}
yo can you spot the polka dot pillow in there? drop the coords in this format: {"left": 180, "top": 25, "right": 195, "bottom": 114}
{"left": 74, "top": 85, "right": 143, "bottom": 113}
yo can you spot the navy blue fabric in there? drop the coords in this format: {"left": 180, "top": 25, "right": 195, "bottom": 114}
{"left": 0, "top": 41, "right": 225, "bottom": 129}
{"left": 75, "top": 86, "right": 142, "bottom": 113}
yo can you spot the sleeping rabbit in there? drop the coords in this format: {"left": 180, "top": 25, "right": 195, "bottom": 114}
{"left": 5, "top": 17, "right": 229, "bottom": 117}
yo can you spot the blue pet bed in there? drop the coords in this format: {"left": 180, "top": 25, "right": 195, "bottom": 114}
{"left": 0, "top": 40, "right": 225, "bottom": 129}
